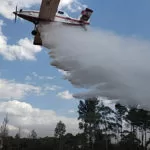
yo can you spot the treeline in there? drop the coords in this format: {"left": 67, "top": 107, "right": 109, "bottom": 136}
{"left": 1, "top": 97, "right": 150, "bottom": 150}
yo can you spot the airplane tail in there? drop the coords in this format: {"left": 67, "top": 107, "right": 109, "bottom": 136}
{"left": 80, "top": 8, "right": 93, "bottom": 23}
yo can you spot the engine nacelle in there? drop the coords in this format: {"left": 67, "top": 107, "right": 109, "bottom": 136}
{"left": 80, "top": 8, "right": 93, "bottom": 22}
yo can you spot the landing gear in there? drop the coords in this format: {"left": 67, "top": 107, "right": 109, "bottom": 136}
{"left": 31, "top": 30, "right": 37, "bottom": 36}
{"left": 31, "top": 23, "right": 38, "bottom": 36}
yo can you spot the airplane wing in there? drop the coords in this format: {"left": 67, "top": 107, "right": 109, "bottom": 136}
{"left": 34, "top": 0, "right": 60, "bottom": 45}
{"left": 39, "top": 0, "right": 60, "bottom": 21}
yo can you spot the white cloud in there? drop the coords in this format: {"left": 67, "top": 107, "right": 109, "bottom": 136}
{"left": 43, "top": 85, "right": 61, "bottom": 92}
{"left": 31, "top": 72, "right": 55, "bottom": 80}
{"left": 57, "top": 90, "right": 73, "bottom": 100}
{"left": 38, "top": 85, "right": 62, "bottom": 95}
{"left": 0, "top": 20, "right": 42, "bottom": 61}
{"left": 25, "top": 72, "right": 62, "bottom": 94}
{"left": 0, "top": 0, "right": 85, "bottom": 20}
{"left": 59, "top": 0, "right": 86, "bottom": 12}
{"left": 25, "top": 76, "right": 32, "bottom": 81}
{"left": 32, "top": 72, "right": 38, "bottom": 77}
{"left": 0, "top": 100, "right": 79, "bottom": 137}
{"left": 68, "top": 109, "right": 76, "bottom": 113}
{"left": 0, "top": 76, "right": 62, "bottom": 99}
{"left": 58, "top": 69, "right": 70, "bottom": 76}
{"left": 0, "top": 78, "right": 41, "bottom": 100}
{"left": 0, "top": 0, "right": 41, "bottom": 20}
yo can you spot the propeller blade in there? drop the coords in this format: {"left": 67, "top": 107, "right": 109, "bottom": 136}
{"left": 14, "top": 6, "right": 17, "bottom": 23}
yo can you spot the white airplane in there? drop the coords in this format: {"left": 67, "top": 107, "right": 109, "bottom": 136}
{"left": 13, "top": 0, "right": 93, "bottom": 46}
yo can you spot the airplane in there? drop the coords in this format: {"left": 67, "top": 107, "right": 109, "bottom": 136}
{"left": 13, "top": 0, "right": 93, "bottom": 46}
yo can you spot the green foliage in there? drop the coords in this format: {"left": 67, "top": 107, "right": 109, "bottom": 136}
{"left": 78, "top": 97, "right": 101, "bottom": 149}
{"left": 2, "top": 101, "right": 150, "bottom": 150}
{"left": 0, "top": 114, "right": 9, "bottom": 138}
{"left": 119, "top": 133, "right": 141, "bottom": 150}
{"left": 30, "top": 129, "right": 37, "bottom": 139}
{"left": 54, "top": 121, "right": 66, "bottom": 138}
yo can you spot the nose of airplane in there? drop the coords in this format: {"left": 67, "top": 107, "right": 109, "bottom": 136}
{"left": 13, "top": 12, "right": 17, "bottom": 15}
{"left": 13, "top": 6, "right": 18, "bottom": 22}
{"left": 13, "top": 6, "right": 18, "bottom": 16}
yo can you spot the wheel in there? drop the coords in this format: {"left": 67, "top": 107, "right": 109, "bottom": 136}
{"left": 31, "top": 30, "right": 37, "bottom": 36}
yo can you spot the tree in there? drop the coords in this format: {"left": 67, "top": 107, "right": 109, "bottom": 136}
{"left": 75, "top": 133, "right": 87, "bottom": 149}
{"left": 30, "top": 129, "right": 37, "bottom": 139}
{"left": 99, "top": 101, "right": 116, "bottom": 150}
{"left": 63, "top": 133, "right": 77, "bottom": 150}
{"left": 0, "top": 114, "right": 9, "bottom": 150}
{"left": 0, "top": 114, "right": 9, "bottom": 138}
{"left": 54, "top": 121, "right": 66, "bottom": 138}
{"left": 15, "top": 127, "right": 21, "bottom": 150}
{"left": 115, "top": 103, "right": 127, "bottom": 138}
{"left": 126, "top": 107, "right": 150, "bottom": 149}
{"left": 78, "top": 97, "right": 101, "bottom": 149}
{"left": 15, "top": 127, "right": 21, "bottom": 139}
{"left": 54, "top": 121, "right": 66, "bottom": 150}
{"left": 119, "top": 132, "right": 141, "bottom": 150}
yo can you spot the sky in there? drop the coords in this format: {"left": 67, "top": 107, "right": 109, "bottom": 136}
{"left": 0, "top": 0, "right": 150, "bottom": 137}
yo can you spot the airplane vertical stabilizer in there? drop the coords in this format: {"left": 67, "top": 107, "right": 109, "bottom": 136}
{"left": 80, "top": 8, "right": 93, "bottom": 22}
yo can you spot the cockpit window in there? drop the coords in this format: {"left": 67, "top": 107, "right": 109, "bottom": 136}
{"left": 58, "top": 11, "right": 64, "bottom": 15}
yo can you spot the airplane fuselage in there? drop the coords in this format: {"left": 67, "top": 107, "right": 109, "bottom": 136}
{"left": 13, "top": 0, "right": 93, "bottom": 46}
{"left": 14, "top": 10, "right": 90, "bottom": 26}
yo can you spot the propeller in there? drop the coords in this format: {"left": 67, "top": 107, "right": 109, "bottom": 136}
{"left": 13, "top": 6, "right": 18, "bottom": 23}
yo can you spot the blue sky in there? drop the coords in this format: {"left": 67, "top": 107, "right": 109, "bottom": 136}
{"left": 88, "top": 0, "right": 150, "bottom": 41}
{"left": 0, "top": 0, "right": 150, "bottom": 136}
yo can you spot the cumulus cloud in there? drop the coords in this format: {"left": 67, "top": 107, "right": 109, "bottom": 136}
{"left": 0, "top": 20, "right": 42, "bottom": 61}
{"left": 0, "top": 100, "right": 78, "bottom": 137}
{"left": 0, "top": 0, "right": 85, "bottom": 19}
{"left": 0, "top": 78, "right": 41, "bottom": 100}
{"left": 59, "top": 0, "right": 86, "bottom": 12}
{"left": 57, "top": 91, "right": 73, "bottom": 100}
{"left": 0, "top": 76, "right": 63, "bottom": 99}
{"left": 0, "top": 0, "right": 40, "bottom": 19}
